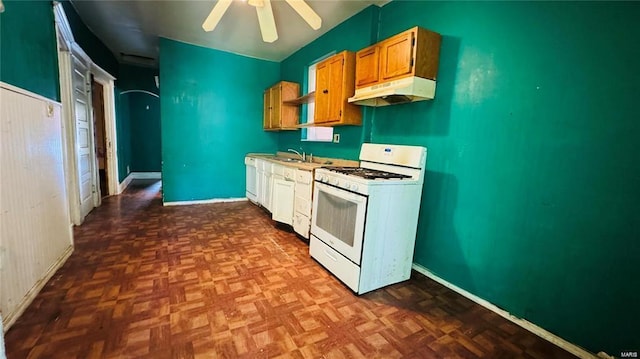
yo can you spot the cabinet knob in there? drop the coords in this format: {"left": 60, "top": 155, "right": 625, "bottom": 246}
{"left": 322, "top": 89, "right": 328, "bottom": 94}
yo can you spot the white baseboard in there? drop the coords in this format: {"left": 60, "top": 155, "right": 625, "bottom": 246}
{"left": 118, "top": 173, "right": 134, "bottom": 193}
{"left": 130, "top": 172, "right": 161, "bottom": 179}
{"left": 3, "top": 245, "right": 74, "bottom": 332}
{"left": 118, "top": 172, "right": 161, "bottom": 193}
{"left": 163, "top": 197, "right": 247, "bottom": 206}
{"left": 411, "top": 264, "right": 597, "bottom": 359}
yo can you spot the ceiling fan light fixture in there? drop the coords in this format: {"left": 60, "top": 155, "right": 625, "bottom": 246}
{"left": 202, "top": 0, "right": 233, "bottom": 31}
{"left": 285, "top": 0, "right": 322, "bottom": 30}
{"left": 201, "top": 0, "right": 322, "bottom": 42}
{"left": 255, "top": 0, "right": 278, "bottom": 42}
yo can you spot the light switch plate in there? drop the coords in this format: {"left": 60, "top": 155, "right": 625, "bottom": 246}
{"left": 333, "top": 134, "right": 340, "bottom": 143}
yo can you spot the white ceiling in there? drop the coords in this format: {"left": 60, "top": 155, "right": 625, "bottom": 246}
{"left": 69, "top": 0, "right": 387, "bottom": 67}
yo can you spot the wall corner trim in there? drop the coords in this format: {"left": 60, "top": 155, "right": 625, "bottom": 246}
{"left": 163, "top": 198, "right": 247, "bottom": 207}
{"left": 411, "top": 264, "right": 598, "bottom": 359}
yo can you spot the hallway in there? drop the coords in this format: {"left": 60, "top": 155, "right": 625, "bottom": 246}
{"left": 4, "top": 180, "right": 576, "bottom": 358}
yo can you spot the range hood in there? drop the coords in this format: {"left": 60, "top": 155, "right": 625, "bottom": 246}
{"left": 348, "top": 76, "right": 436, "bottom": 107}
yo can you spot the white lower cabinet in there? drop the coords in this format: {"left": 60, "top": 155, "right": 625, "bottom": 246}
{"left": 264, "top": 162, "right": 273, "bottom": 211}
{"left": 255, "top": 159, "right": 273, "bottom": 210}
{"left": 293, "top": 170, "right": 313, "bottom": 239}
{"left": 293, "top": 213, "right": 310, "bottom": 237}
{"left": 247, "top": 157, "right": 314, "bottom": 238}
{"left": 272, "top": 173, "right": 295, "bottom": 225}
{"left": 245, "top": 157, "right": 257, "bottom": 202}
{"left": 255, "top": 159, "right": 265, "bottom": 206}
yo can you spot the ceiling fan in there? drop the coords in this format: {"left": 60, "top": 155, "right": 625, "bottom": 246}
{"left": 202, "top": 0, "right": 322, "bottom": 43}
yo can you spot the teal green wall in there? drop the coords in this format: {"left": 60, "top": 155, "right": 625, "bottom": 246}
{"left": 0, "top": 0, "right": 59, "bottom": 101}
{"left": 367, "top": 1, "right": 639, "bottom": 355}
{"left": 277, "top": 6, "right": 380, "bottom": 160}
{"left": 128, "top": 92, "right": 161, "bottom": 172}
{"left": 159, "top": 38, "right": 280, "bottom": 202}
{"left": 279, "top": 1, "right": 640, "bottom": 355}
{"left": 118, "top": 64, "right": 161, "bottom": 174}
{"left": 277, "top": 1, "right": 639, "bottom": 354}
{"left": 60, "top": 1, "right": 118, "bottom": 77}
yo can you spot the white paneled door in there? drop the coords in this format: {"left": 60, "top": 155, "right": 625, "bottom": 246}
{"left": 71, "top": 54, "right": 97, "bottom": 219}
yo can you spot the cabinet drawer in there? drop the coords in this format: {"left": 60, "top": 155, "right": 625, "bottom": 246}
{"left": 310, "top": 236, "right": 360, "bottom": 292}
{"left": 294, "top": 196, "right": 311, "bottom": 216}
{"left": 284, "top": 167, "right": 295, "bottom": 181}
{"left": 272, "top": 163, "right": 284, "bottom": 176}
{"left": 296, "top": 170, "right": 312, "bottom": 184}
{"left": 293, "top": 213, "right": 310, "bottom": 239}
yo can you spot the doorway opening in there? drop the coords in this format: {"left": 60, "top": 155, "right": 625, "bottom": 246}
{"left": 92, "top": 77, "right": 108, "bottom": 197}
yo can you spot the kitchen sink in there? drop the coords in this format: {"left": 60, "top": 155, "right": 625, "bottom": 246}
{"left": 274, "top": 157, "right": 304, "bottom": 163}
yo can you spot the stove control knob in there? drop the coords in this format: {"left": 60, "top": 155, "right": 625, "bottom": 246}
{"left": 331, "top": 178, "right": 339, "bottom": 186}
{"left": 344, "top": 183, "right": 351, "bottom": 190}
{"left": 351, "top": 184, "right": 358, "bottom": 192}
{"left": 321, "top": 175, "right": 328, "bottom": 182}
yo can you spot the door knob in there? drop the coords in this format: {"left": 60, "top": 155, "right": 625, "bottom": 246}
{"left": 322, "top": 89, "right": 328, "bottom": 94}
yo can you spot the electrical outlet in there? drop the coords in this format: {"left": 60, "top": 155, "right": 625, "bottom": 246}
{"left": 333, "top": 134, "right": 340, "bottom": 143}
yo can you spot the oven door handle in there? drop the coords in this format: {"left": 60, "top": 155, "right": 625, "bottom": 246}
{"left": 324, "top": 250, "right": 338, "bottom": 262}
{"left": 314, "top": 181, "right": 367, "bottom": 204}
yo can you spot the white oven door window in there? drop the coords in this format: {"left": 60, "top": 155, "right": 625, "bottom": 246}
{"left": 311, "top": 182, "right": 367, "bottom": 264}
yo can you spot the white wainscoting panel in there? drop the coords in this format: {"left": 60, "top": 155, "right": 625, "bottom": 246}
{"left": 0, "top": 83, "right": 74, "bottom": 330}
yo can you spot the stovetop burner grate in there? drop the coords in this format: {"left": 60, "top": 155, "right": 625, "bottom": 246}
{"left": 323, "top": 166, "right": 411, "bottom": 180}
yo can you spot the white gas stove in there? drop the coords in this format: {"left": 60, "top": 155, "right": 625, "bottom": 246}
{"left": 314, "top": 143, "right": 425, "bottom": 195}
{"left": 310, "top": 143, "right": 427, "bottom": 294}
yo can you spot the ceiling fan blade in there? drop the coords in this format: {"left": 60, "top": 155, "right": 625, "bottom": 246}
{"left": 285, "top": 0, "right": 321, "bottom": 30}
{"left": 255, "top": 0, "right": 278, "bottom": 43}
{"left": 202, "top": 0, "right": 233, "bottom": 32}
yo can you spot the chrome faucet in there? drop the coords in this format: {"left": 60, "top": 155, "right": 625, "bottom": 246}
{"left": 287, "top": 148, "right": 306, "bottom": 162}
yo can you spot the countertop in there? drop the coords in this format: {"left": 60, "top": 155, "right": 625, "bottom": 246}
{"left": 247, "top": 152, "right": 358, "bottom": 171}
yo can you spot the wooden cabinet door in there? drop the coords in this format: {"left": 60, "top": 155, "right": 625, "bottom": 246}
{"left": 264, "top": 81, "right": 300, "bottom": 130}
{"left": 315, "top": 54, "right": 345, "bottom": 124}
{"left": 263, "top": 89, "right": 272, "bottom": 129}
{"left": 271, "top": 85, "right": 281, "bottom": 128}
{"left": 327, "top": 56, "right": 344, "bottom": 122}
{"left": 355, "top": 45, "right": 379, "bottom": 89}
{"left": 380, "top": 30, "right": 415, "bottom": 80}
{"left": 314, "top": 60, "right": 330, "bottom": 123}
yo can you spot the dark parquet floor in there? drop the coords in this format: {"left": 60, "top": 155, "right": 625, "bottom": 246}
{"left": 5, "top": 180, "right": 577, "bottom": 358}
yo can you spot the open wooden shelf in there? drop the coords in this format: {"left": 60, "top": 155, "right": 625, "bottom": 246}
{"left": 283, "top": 91, "right": 315, "bottom": 105}
{"left": 296, "top": 122, "right": 332, "bottom": 128}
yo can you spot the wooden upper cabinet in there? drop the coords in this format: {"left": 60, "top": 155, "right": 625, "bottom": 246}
{"left": 315, "top": 61, "right": 330, "bottom": 123}
{"left": 380, "top": 30, "right": 415, "bottom": 80}
{"left": 355, "top": 45, "right": 380, "bottom": 88}
{"left": 314, "top": 51, "right": 361, "bottom": 126}
{"left": 263, "top": 90, "right": 272, "bottom": 129}
{"left": 263, "top": 81, "right": 299, "bottom": 131}
{"left": 355, "top": 26, "right": 442, "bottom": 89}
